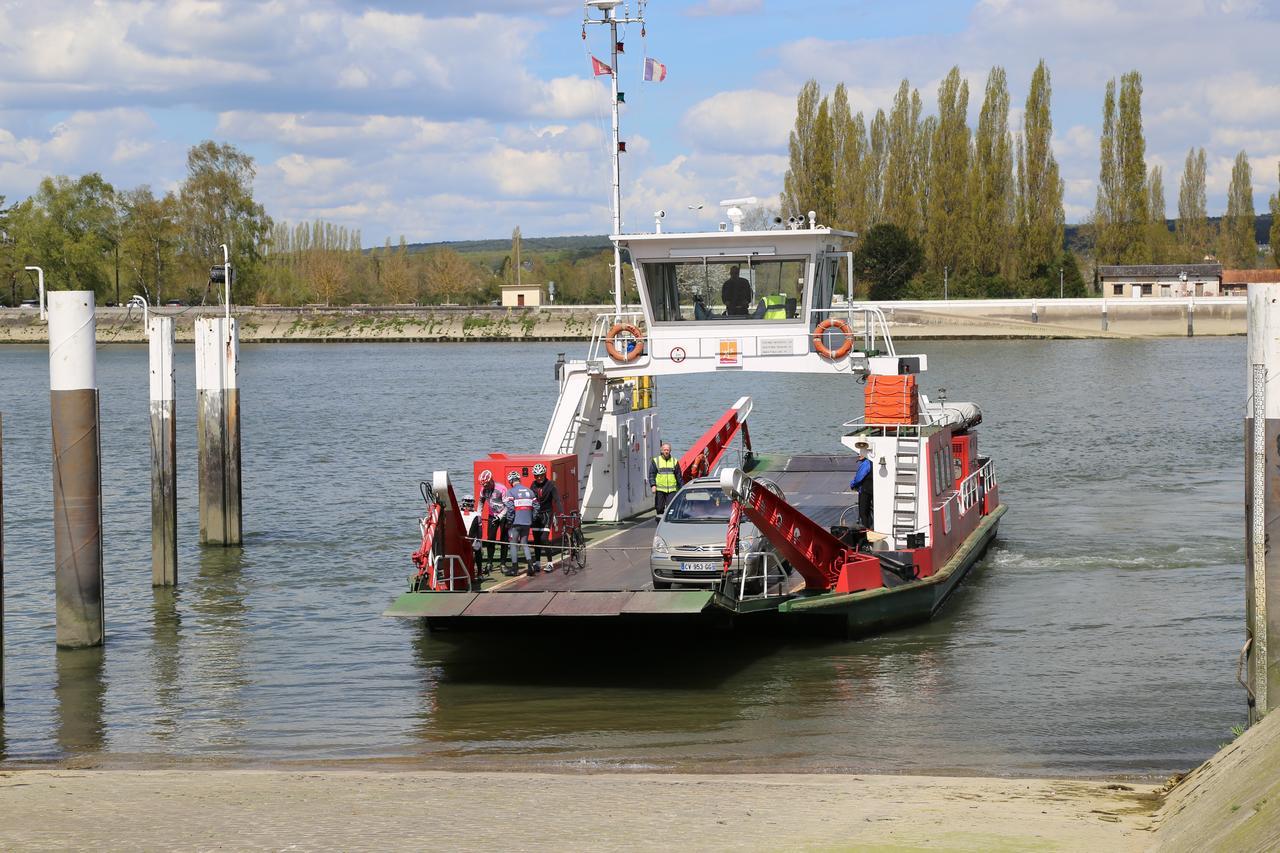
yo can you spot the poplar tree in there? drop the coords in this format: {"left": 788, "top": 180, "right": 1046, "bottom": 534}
{"left": 916, "top": 114, "right": 936, "bottom": 240}
{"left": 868, "top": 109, "right": 888, "bottom": 224}
{"left": 1176, "top": 147, "right": 1209, "bottom": 261}
{"left": 782, "top": 79, "right": 833, "bottom": 218}
{"left": 882, "top": 80, "right": 923, "bottom": 237}
{"left": 1116, "top": 71, "right": 1149, "bottom": 261}
{"left": 1094, "top": 78, "right": 1121, "bottom": 262}
{"left": 924, "top": 67, "right": 970, "bottom": 276}
{"left": 968, "top": 66, "right": 1013, "bottom": 277}
{"left": 1269, "top": 160, "right": 1280, "bottom": 267}
{"left": 1146, "top": 166, "right": 1171, "bottom": 263}
{"left": 831, "top": 83, "right": 870, "bottom": 235}
{"left": 1016, "top": 59, "right": 1063, "bottom": 277}
{"left": 1224, "top": 150, "right": 1257, "bottom": 269}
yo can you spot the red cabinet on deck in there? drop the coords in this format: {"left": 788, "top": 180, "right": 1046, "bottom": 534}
{"left": 472, "top": 453, "right": 579, "bottom": 521}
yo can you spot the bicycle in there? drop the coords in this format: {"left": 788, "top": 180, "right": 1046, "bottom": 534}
{"left": 557, "top": 511, "right": 588, "bottom": 574}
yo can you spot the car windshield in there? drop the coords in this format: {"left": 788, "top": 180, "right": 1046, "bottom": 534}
{"left": 665, "top": 488, "right": 734, "bottom": 523}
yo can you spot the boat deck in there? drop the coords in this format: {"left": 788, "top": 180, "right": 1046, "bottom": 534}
{"left": 384, "top": 454, "right": 864, "bottom": 620}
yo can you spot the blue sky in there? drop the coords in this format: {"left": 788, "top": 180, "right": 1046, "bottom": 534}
{"left": 1, "top": 0, "right": 1278, "bottom": 245}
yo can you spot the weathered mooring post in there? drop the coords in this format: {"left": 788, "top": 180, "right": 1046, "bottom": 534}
{"left": 1187, "top": 297, "right": 1195, "bottom": 338}
{"left": 1, "top": 412, "right": 6, "bottom": 706}
{"left": 149, "top": 315, "right": 177, "bottom": 584}
{"left": 1246, "top": 283, "right": 1280, "bottom": 722}
{"left": 195, "top": 316, "right": 241, "bottom": 545}
{"left": 48, "top": 291, "right": 104, "bottom": 648}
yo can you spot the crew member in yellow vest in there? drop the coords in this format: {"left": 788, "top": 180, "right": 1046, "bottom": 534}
{"left": 762, "top": 292, "right": 787, "bottom": 319}
{"left": 649, "top": 442, "right": 684, "bottom": 516}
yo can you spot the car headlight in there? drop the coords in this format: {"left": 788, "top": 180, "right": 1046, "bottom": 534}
{"left": 652, "top": 534, "right": 668, "bottom": 555}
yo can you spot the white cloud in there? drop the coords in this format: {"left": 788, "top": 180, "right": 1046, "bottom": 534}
{"left": 682, "top": 90, "right": 796, "bottom": 153}
{"left": 684, "top": 0, "right": 764, "bottom": 16}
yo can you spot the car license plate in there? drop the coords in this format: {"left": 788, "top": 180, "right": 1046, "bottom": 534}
{"left": 680, "top": 561, "right": 718, "bottom": 572}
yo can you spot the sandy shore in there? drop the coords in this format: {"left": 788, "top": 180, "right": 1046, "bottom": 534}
{"left": 0, "top": 768, "right": 1159, "bottom": 851}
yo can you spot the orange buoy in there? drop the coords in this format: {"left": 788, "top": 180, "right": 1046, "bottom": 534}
{"left": 812, "top": 318, "right": 854, "bottom": 359}
{"left": 605, "top": 323, "right": 645, "bottom": 362}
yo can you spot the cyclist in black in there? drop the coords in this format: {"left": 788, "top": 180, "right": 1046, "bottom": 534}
{"left": 529, "top": 463, "right": 565, "bottom": 573}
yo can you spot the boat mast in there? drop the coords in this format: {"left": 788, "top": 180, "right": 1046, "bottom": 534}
{"left": 583, "top": 0, "right": 645, "bottom": 316}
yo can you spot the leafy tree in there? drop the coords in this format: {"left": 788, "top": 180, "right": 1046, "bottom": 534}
{"left": 1224, "top": 150, "right": 1257, "bottom": 269}
{"left": 924, "top": 67, "right": 970, "bottom": 277}
{"left": 1094, "top": 71, "right": 1148, "bottom": 263}
{"left": 1016, "top": 60, "right": 1064, "bottom": 278}
{"left": 380, "top": 237, "right": 414, "bottom": 303}
{"left": 178, "top": 141, "right": 271, "bottom": 300}
{"left": 968, "top": 66, "right": 1013, "bottom": 278}
{"left": 830, "top": 84, "right": 870, "bottom": 235}
{"left": 882, "top": 80, "right": 923, "bottom": 237}
{"left": 853, "top": 223, "right": 922, "bottom": 300}
{"left": 867, "top": 109, "right": 888, "bottom": 223}
{"left": 781, "top": 79, "right": 833, "bottom": 219}
{"left": 1146, "top": 166, "right": 1173, "bottom": 263}
{"left": 1176, "top": 147, "right": 1210, "bottom": 261}
{"left": 8, "top": 173, "right": 116, "bottom": 296}
{"left": 423, "top": 247, "right": 481, "bottom": 304}
{"left": 119, "top": 186, "right": 179, "bottom": 304}
{"left": 1269, "top": 160, "right": 1280, "bottom": 267}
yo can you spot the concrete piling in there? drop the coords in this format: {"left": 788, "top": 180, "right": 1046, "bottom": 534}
{"left": 195, "top": 317, "right": 241, "bottom": 546}
{"left": 1246, "top": 283, "right": 1280, "bottom": 722}
{"left": 149, "top": 316, "right": 177, "bottom": 584}
{"left": 1101, "top": 298, "right": 1109, "bottom": 332}
{"left": 48, "top": 291, "right": 104, "bottom": 649}
{"left": 1187, "top": 298, "right": 1195, "bottom": 337}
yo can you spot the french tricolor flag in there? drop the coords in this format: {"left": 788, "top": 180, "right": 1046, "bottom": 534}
{"left": 643, "top": 57, "right": 667, "bottom": 82}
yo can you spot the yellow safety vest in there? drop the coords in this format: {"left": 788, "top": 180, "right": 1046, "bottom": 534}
{"left": 763, "top": 293, "right": 787, "bottom": 319}
{"left": 653, "top": 455, "right": 678, "bottom": 492}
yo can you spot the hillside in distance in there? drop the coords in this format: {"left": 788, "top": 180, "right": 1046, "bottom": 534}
{"left": 396, "top": 214, "right": 1274, "bottom": 257}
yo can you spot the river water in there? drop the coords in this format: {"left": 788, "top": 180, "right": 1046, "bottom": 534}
{"left": 0, "top": 338, "right": 1246, "bottom": 777}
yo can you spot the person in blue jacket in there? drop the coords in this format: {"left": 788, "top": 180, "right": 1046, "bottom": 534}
{"left": 504, "top": 471, "right": 538, "bottom": 577}
{"left": 850, "top": 442, "right": 874, "bottom": 529}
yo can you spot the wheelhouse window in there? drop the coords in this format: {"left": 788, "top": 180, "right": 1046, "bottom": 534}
{"left": 642, "top": 257, "right": 808, "bottom": 323}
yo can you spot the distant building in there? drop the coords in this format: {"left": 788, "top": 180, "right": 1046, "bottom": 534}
{"left": 500, "top": 283, "right": 544, "bottom": 308}
{"left": 1097, "top": 263, "right": 1223, "bottom": 298}
{"left": 1222, "top": 268, "right": 1280, "bottom": 297}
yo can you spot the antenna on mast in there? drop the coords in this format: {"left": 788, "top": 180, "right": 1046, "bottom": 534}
{"left": 583, "top": 0, "right": 646, "bottom": 317}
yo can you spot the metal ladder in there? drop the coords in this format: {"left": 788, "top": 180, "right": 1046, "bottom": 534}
{"left": 892, "top": 437, "right": 921, "bottom": 539}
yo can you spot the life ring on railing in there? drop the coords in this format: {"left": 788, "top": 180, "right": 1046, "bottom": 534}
{"left": 812, "top": 318, "right": 854, "bottom": 360}
{"left": 605, "top": 323, "right": 645, "bottom": 362}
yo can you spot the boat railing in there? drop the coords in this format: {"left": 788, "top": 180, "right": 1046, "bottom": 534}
{"left": 588, "top": 311, "right": 649, "bottom": 365}
{"left": 840, "top": 418, "right": 932, "bottom": 437}
{"left": 724, "top": 551, "right": 791, "bottom": 602}
{"left": 432, "top": 554, "right": 474, "bottom": 593}
{"left": 809, "top": 305, "right": 897, "bottom": 358}
{"left": 948, "top": 459, "right": 996, "bottom": 515}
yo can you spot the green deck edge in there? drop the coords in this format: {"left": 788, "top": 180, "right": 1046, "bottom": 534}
{"left": 780, "top": 503, "right": 1008, "bottom": 614}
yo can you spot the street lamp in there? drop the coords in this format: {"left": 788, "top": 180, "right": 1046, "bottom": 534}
{"left": 24, "top": 265, "right": 45, "bottom": 320}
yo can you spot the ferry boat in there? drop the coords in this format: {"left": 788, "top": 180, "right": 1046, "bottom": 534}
{"left": 384, "top": 1, "right": 1006, "bottom": 635}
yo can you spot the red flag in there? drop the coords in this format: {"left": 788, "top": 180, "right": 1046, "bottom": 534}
{"left": 591, "top": 56, "right": 613, "bottom": 77}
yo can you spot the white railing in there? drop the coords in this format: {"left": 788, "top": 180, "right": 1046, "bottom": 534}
{"left": 949, "top": 459, "right": 996, "bottom": 515}
{"left": 809, "top": 305, "right": 897, "bottom": 358}
{"left": 725, "top": 551, "right": 790, "bottom": 601}
{"left": 432, "top": 554, "right": 474, "bottom": 592}
{"left": 588, "top": 311, "right": 649, "bottom": 364}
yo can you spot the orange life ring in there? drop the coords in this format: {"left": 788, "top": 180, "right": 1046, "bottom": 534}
{"left": 813, "top": 318, "right": 854, "bottom": 359}
{"left": 605, "top": 323, "right": 645, "bottom": 362}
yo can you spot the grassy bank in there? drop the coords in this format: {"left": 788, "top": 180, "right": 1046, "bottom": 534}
{"left": 0, "top": 299, "right": 1245, "bottom": 344}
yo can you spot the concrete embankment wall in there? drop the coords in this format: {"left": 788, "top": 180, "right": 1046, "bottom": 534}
{"left": 0, "top": 298, "right": 1245, "bottom": 344}
{"left": 1155, "top": 708, "right": 1280, "bottom": 850}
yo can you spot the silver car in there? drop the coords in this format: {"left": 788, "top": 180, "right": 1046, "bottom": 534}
{"left": 650, "top": 477, "right": 777, "bottom": 589}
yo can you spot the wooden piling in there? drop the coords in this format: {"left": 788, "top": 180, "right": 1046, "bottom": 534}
{"left": 48, "top": 291, "right": 104, "bottom": 648}
{"left": 1, "top": 412, "right": 5, "bottom": 706}
{"left": 1246, "top": 283, "right": 1280, "bottom": 722}
{"left": 149, "top": 316, "right": 177, "bottom": 584}
{"left": 196, "top": 317, "right": 241, "bottom": 546}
